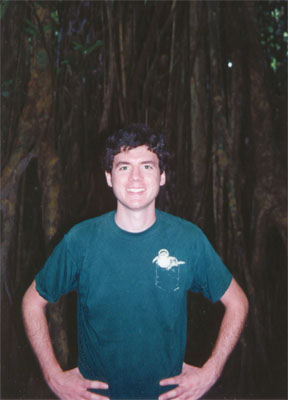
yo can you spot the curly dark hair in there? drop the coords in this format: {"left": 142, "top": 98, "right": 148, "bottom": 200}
{"left": 103, "top": 123, "right": 170, "bottom": 173}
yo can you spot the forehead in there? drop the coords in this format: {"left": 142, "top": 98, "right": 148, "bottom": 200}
{"left": 113, "top": 145, "right": 159, "bottom": 165}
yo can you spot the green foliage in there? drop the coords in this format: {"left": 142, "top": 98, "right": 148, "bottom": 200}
{"left": 256, "top": 1, "right": 287, "bottom": 150}
{"left": 24, "top": 6, "right": 60, "bottom": 38}
{"left": 36, "top": 49, "right": 48, "bottom": 69}
{"left": 1, "top": 79, "right": 13, "bottom": 98}
{"left": 21, "top": 1, "right": 104, "bottom": 77}
{"left": 72, "top": 40, "right": 103, "bottom": 55}
{"left": 50, "top": 8, "right": 59, "bottom": 24}
{"left": 0, "top": 0, "right": 9, "bottom": 20}
{"left": 24, "top": 18, "right": 39, "bottom": 38}
{"left": 257, "top": 1, "right": 287, "bottom": 74}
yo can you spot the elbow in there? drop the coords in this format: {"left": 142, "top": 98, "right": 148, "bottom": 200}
{"left": 22, "top": 283, "right": 33, "bottom": 310}
{"left": 233, "top": 288, "right": 249, "bottom": 324}
{"left": 242, "top": 292, "right": 249, "bottom": 320}
{"left": 22, "top": 286, "right": 33, "bottom": 322}
{"left": 233, "top": 287, "right": 249, "bottom": 321}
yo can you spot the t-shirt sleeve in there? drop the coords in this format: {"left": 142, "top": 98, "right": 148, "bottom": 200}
{"left": 190, "top": 229, "right": 232, "bottom": 303}
{"left": 35, "top": 234, "right": 79, "bottom": 303}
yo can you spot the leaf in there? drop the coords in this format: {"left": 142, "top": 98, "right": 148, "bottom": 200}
{"left": 84, "top": 40, "right": 103, "bottom": 55}
{"left": 24, "top": 27, "right": 37, "bottom": 36}
{"left": 1, "top": 80, "right": 12, "bottom": 96}
{"left": 24, "top": 19, "right": 38, "bottom": 37}
{"left": 50, "top": 9, "right": 59, "bottom": 24}
{"left": 72, "top": 41, "right": 84, "bottom": 51}
{"left": 44, "top": 24, "right": 52, "bottom": 33}
{"left": 1, "top": 79, "right": 13, "bottom": 89}
{"left": 270, "top": 57, "right": 277, "bottom": 72}
{"left": 25, "top": 18, "right": 38, "bottom": 29}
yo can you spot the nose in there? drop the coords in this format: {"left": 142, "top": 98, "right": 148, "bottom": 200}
{"left": 130, "top": 166, "right": 142, "bottom": 181}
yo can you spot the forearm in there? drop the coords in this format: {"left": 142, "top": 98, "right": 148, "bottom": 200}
{"left": 204, "top": 303, "right": 248, "bottom": 379}
{"left": 203, "top": 279, "right": 249, "bottom": 379}
{"left": 22, "top": 282, "right": 62, "bottom": 383}
{"left": 22, "top": 282, "right": 109, "bottom": 400}
{"left": 159, "top": 290, "right": 248, "bottom": 400}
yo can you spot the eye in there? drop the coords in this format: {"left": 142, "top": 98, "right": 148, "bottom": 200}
{"left": 144, "top": 164, "right": 153, "bottom": 170}
{"left": 119, "top": 165, "right": 129, "bottom": 171}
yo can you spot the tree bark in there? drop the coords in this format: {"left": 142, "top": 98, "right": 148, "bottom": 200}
{"left": 1, "top": 2, "right": 286, "bottom": 398}
{"left": 189, "top": 2, "right": 209, "bottom": 225}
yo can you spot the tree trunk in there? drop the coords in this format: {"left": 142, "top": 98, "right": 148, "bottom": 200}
{"left": 189, "top": 2, "right": 209, "bottom": 226}
{"left": 1, "top": 1, "right": 286, "bottom": 398}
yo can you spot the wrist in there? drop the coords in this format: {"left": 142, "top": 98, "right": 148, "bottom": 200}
{"left": 202, "top": 357, "right": 222, "bottom": 384}
{"left": 43, "top": 364, "right": 63, "bottom": 387}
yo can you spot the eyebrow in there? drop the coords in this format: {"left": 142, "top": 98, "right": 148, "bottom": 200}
{"left": 115, "top": 161, "right": 157, "bottom": 168}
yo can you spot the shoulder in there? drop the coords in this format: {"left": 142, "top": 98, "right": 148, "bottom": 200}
{"left": 157, "top": 210, "right": 203, "bottom": 238}
{"left": 66, "top": 211, "right": 114, "bottom": 242}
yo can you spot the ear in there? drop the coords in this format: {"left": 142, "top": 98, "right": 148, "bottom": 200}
{"left": 105, "top": 171, "right": 112, "bottom": 187}
{"left": 160, "top": 171, "right": 166, "bottom": 186}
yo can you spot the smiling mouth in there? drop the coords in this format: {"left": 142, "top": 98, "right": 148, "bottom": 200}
{"left": 127, "top": 188, "right": 145, "bottom": 193}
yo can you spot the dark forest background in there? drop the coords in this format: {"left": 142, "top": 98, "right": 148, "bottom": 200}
{"left": 1, "top": 0, "right": 287, "bottom": 399}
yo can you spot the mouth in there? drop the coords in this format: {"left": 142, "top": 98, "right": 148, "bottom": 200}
{"left": 127, "top": 188, "right": 145, "bottom": 193}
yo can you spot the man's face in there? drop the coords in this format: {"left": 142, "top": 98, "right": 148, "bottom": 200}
{"left": 105, "top": 145, "right": 166, "bottom": 213}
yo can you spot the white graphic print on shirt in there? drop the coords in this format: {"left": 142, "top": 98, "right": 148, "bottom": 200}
{"left": 153, "top": 249, "right": 186, "bottom": 292}
{"left": 152, "top": 249, "right": 185, "bottom": 270}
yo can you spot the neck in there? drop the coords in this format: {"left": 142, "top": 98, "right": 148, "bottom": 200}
{"left": 115, "top": 206, "right": 156, "bottom": 233}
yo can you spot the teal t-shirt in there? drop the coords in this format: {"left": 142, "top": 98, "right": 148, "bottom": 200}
{"left": 36, "top": 210, "right": 232, "bottom": 399}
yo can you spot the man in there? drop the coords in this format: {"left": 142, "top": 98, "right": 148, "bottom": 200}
{"left": 22, "top": 123, "right": 248, "bottom": 400}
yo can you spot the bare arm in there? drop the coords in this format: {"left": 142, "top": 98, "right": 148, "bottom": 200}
{"left": 202, "top": 278, "right": 249, "bottom": 378}
{"left": 22, "top": 280, "right": 109, "bottom": 400}
{"left": 159, "top": 278, "right": 249, "bottom": 400}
